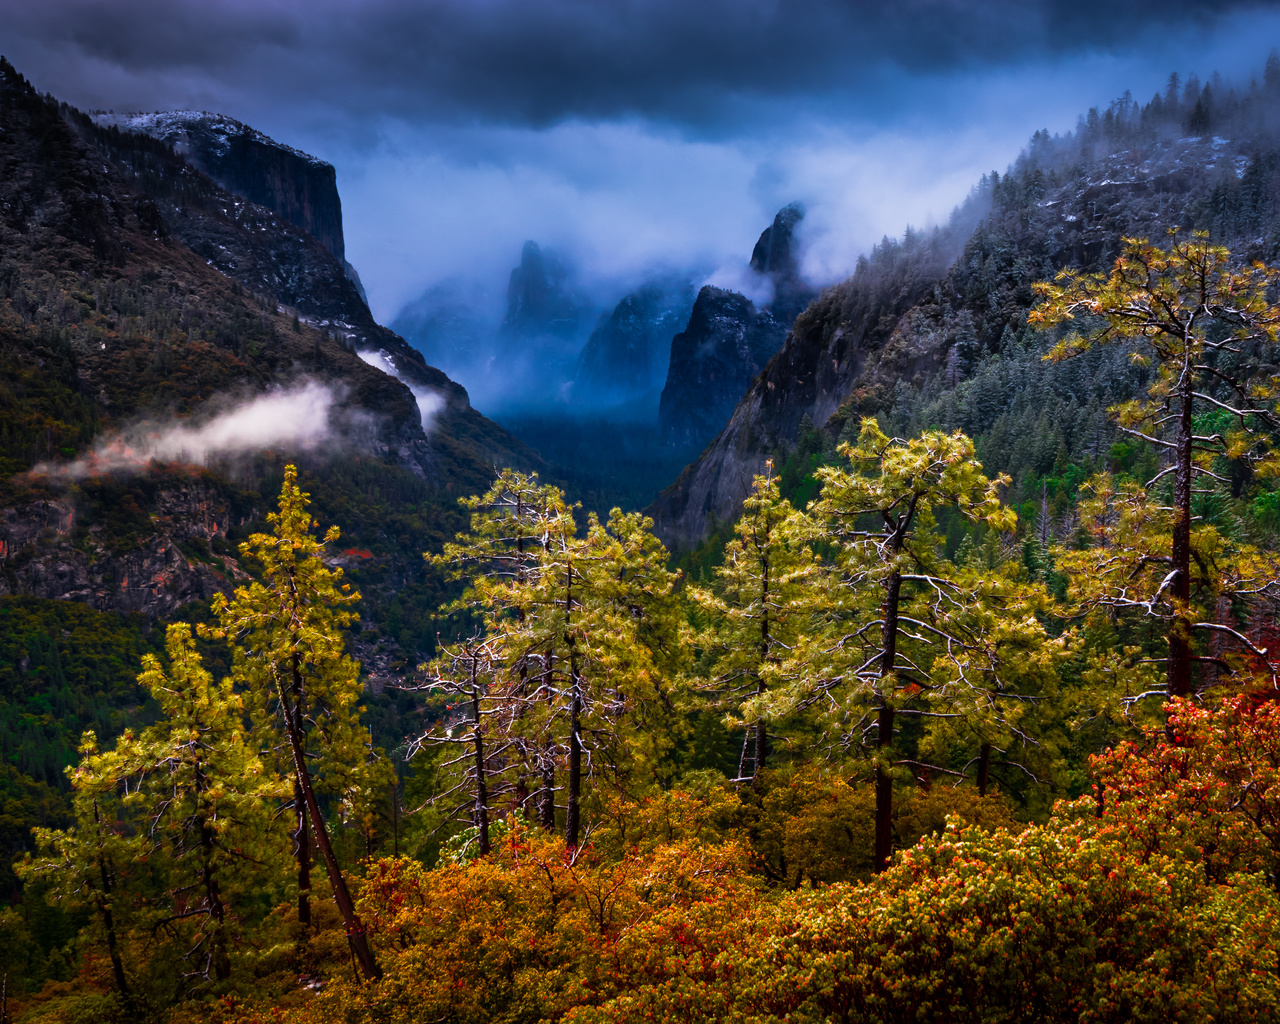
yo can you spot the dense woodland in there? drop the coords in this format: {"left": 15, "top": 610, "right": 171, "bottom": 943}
{"left": 6, "top": 53, "right": 1280, "bottom": 1024}
{"left": 6, "top": 230, "right": 1280, "bottom": 1022}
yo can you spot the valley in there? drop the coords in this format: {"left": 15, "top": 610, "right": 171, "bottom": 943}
{"left": 1, "top": 28, "right": 1280, "bottom": 1023}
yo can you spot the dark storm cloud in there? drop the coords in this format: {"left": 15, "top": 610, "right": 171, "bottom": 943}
{"left": 3, "top": 0, "right": 1269, "bottom": 127}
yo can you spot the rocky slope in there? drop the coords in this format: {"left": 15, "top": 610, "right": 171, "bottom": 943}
{"left": 0, "top": 58, "right": 536, "bottom": 642}
{"left": 649, "top": 90, "right": 1280, "bottom": 548}
{"left": 67, "top": 100, "right": 534, "bottom": 490}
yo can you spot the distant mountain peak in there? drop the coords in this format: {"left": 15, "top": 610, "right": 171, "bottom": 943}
{"left": 750, "top": 201, "right": 805, "bottom": 278}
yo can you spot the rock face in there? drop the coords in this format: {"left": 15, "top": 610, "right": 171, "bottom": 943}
{"left": 93, "top": 110, "right": 346, "bottom": 261}
{"left": 69, "top": 102, "right": 537, "bottom": 490}
{"left": 653, "top": 204, "right": 814, "bottom": 451}
{"left": 502, "top": 241, "right": 591, "bottom": 345}
{"left": 657, "top": 287, "right": 786, "bottom": 450}
{"left": 647, "top": 262, "right": 944, "bottom": 548}
{"left": 575, "top": 278, "right": 696, "bottom": 412}
{"left": 442, "top": 240, "right": 596, "bottom": 411}
{"left": 0, "top": 482, "right": 241, "bottom": 619}
{"left": 750, "top": 201, "right": 815, "bottom": 324}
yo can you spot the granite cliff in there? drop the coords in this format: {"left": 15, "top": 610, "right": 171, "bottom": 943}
{"left": 655, "top": 204, "right": 812, "bottom": 450}
{"left": 93, "top": 110, "right": 347, "bottom": 263}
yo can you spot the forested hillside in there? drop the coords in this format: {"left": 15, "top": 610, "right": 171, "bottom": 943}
{"left": 652, "top": 63, "right": 1280, "bottom": 549}
{"left": 0, "top": 54, "right": 540, "bottom": 979}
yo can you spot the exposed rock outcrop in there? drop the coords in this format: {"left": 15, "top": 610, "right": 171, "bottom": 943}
{"left": 0, "top": 481, "right": 241, "bottom": 619}
{"left": 750, "top": 201, "right": 815, "bottom": 324}
{"left": 501, "top": 241, "right": 592, "bottom": 345}
{"left": 65, "top": 101, "right": 538, "bottom": 490}
{"left": 93, "top": 110, "right": 346, "bottom": 261}
{"left": 657, "top": 287, "right": 786, "bottom": 450}
{"left": 653, "top": 204, "right": 814, "bottom": 452}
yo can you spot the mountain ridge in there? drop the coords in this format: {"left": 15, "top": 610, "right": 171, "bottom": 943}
{"left": 649, "top": 79, "right": 1280, "bottom": 548}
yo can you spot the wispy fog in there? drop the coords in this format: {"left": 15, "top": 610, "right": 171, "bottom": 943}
{"left": 27, "top": 382, "right": 342, "bottom": 481}
{"left": 355, "top": 349, "right": 445, "bottom": 429}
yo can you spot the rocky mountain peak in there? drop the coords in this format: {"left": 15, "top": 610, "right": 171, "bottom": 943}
{"left": 92, "top": 108, "right": 347, "bottom": 262}
{"left": 750, "top": 201, "right": 804, "bottom": 278}
{"left": 751, "top": 201, "right": 814, "bottom": 324}
{"left": 502, "top": 240, "right": 589, "bottom": 340}
{"left": 657, "top": 285, "right": 785, "bottom": 450}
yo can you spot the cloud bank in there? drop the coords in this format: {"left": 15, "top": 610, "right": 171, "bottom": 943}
{"left": 28, "top": 382, "right": 341, "bottom": 481}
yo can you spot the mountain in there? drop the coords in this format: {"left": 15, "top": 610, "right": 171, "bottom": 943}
{"left": 649, "top": 75, "right": 1280, "bottom": 548}
{"left": 93, "top": 109, "right": 348, "bottom": 263}
{"left": 501, "top": 241, "right": 592, "bottom": 344}
{"left": 657, "top": 287, "right": 786, "bottom": 449}
{"left": 655, "top": 203, "right": 813, "bottom": 451}
{"left": 749, "top": 201, "right": 815, "bottom": 324}
{"left": 0, "top": 58, "right": 537, "bottom": 667}
{"left": 573, "top": 276, "right": 696, "bottom": 414}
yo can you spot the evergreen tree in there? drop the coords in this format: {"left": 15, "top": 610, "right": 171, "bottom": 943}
{"left": 205, "top": 466, "right": 382, "bottom": 981}
{"left": 690, "top": 472, "right": 819, "bottom": 779}
{"left": 794, "top": 419, "right": 1024, "bottom": 871}
{"left": 123, "top": 623, "right": 278, "bottom": 986}
{"left": 436, "top": 472, "right": 682, "bottom": 847}
{"left": 1031, "top": 233, "right": 1280, "bottom": 697}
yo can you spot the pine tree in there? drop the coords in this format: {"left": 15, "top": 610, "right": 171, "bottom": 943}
{"left": 125, "top": 623, "right": 278, "bottom": 985}
{"left": 436, "top": 473, "right": 681, "bottom": 848}
{"left": 1031, "top": 233, "right": 1280, "bottom": 698}
{"left": 205, "top": 465, "right": 382, "bottom": 981}
{"left": 20, "top": 733, "right": 139, "bottom": 1011}
{"left": 690, "top": 472, "right": 819, "bottom": 779}
{"left": 797, "top": 419, "right": 1022, "bottom": 872}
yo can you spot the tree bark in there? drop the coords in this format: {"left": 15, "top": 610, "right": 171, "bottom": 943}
{"left": 874, "top": 567, "right": 902, "bottom": 874}
{"left": 1169, "top": 384, "right": 1194, "bottom": 698}
{"left": 539, "top": 645, "right": 556, "bottom": 831}
{"left": 280, "top": 668, "right": 381, "bottom": 981}
{"left": 755, "top": 557, "right": 770, "bottom": 776}
{"left": 195, "top": 765, "right": 230, "bottom": 980}
{"left": 469, "top": 666, "right": 491, "bottom": 857}
{"left": 294, "top": 783, "right": 311, "bottom": 926}
{"left": 977, "top": 741, "right": 991, "bottom": 798}
{"left": 92, "top": 801, "right": 131, "bottom": 1003}
{"left": 753, "top": 680, "right": 768, "bottom": 777}
{"left": 565, "top": 652, "right": 583, "bottom": 848}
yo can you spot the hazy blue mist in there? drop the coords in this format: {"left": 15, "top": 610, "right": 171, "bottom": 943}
{"left": 6, "top": 0, "right": 1280, "bottom": 413}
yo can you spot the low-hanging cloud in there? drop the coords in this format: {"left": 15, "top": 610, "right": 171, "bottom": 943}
{"left": 28, "top": 382, "right": 341, "bottom": 482}
{"left": 355, "top": 348, "right": 445, "bottom": 430}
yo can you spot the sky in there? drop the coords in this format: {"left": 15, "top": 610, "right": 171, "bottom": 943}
{"left": 5, "top": 0, "right": 1280, "bottom": 323}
